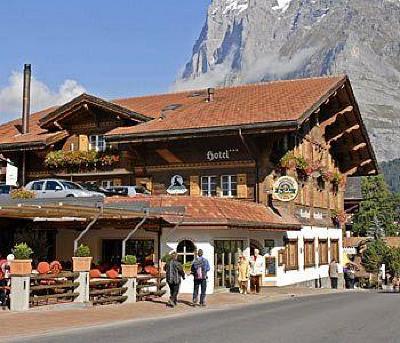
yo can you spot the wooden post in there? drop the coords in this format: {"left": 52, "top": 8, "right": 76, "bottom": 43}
{"left": 228, "top": 253, "right": 232, "bottom": 287}
{"left": 222, "top": 253, "right": 225, "bottom": 288}
{"left": 124, "top": 278, "right": 137, "bottom": 303}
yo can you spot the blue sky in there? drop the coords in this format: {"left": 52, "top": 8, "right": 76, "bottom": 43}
{"left": 0, "top": 0, "right": 210, "bottom": 122}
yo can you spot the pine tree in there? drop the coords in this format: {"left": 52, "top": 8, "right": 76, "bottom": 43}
{"left": 352, "top": 175, "right": 399, "bottom": 237}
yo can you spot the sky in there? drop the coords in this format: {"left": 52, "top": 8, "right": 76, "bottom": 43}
{"left": 0, "top": 0, "right": 210, "bottom": 123}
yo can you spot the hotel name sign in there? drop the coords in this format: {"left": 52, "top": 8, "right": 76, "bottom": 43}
{"left": 206, "top": 149, "right": 239, "bottom": 162}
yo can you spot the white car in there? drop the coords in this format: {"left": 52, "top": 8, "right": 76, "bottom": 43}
{"left": 25, "top": 179, "right": 105, "bottom": 199}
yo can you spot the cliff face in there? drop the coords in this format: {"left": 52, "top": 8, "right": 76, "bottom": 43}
{"left": 175, "top": 0, "right": 400, "bottom": 162}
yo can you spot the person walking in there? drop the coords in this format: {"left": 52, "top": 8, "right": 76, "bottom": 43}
{"left": 191, "top": 249, "right": 210, "bottom": 306}
{"left": 164, "top": 251, "right": 185, "bottom": 307}
{"left": 329, "top": 258, "right": 339, "bottom": 289}
{"left": 237, "top": 255, "right": 250, "bottom": 294}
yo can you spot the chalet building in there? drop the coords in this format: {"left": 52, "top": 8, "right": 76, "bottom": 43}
{"left": 0, "top": 75, "right": 378, "bottom": 292}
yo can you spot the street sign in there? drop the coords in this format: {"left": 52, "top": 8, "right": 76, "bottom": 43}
{"left": 6, "top": 163, "right": 18, "bottom": 186}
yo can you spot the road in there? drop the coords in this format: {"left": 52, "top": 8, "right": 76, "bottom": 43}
{"left": 10, "top": 292, "right": 400, "bottom": 343}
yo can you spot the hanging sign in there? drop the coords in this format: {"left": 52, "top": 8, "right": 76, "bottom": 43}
{"left": 273, "top": 176, "right": 298, "bottom": 202}
{"left": 167, "top": 175, "right": 187, "bottom": 195}
{"left": 6, "top": 163, "right": 18, "bottom": 186}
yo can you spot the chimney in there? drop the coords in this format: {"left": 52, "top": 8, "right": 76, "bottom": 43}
{"left": 207, "top": 87, "right": 215, "bottom": 102}
{"left": 22, "top": 64, "right": 31, "bottom": 134}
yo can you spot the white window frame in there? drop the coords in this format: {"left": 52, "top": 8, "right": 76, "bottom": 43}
{"left": 101, "top": 180, "right": 114, "bottom": 188}
{"left": 221, "top": 175, "right": 237, "bottom": 197}
{"left": 89, "top": 135, "right": 106, "bottom": 152}
{"left": 201, "top": 175, "right": 217, "bottom": 197}
{"left": 177, "top": 240, "right": 196, "bottom": 264}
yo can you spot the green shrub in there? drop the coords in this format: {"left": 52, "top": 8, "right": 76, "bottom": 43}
{"left": 161, "top": 253, "right": 172, "bottom": 263}
{"left": 75, "top": 244, "right": 91, "bottom": 257}
{"left": 122, "top": 255, "right": 137, "bottom": 265}
{"left": 12, "top": 242, "right": 33, "bottom": 260}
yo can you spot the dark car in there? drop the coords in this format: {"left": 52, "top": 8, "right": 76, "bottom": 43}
{"left": 78, "top": 183, "right": 125, "bottom": 197}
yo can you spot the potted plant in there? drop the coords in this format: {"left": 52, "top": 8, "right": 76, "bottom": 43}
{"left": 295, "top": 156, "right": 309, "bottom": 181}
{"left": 183, "top": 262, "right": 192, "bottom": 275}
{"left": 121, "top": 255, "right": 138, "bottom": 278}
{"left": 159, "top": 253, "right": 172, "bottom": 273}
{"left": 10, "top": 242, "right": 33, "bottom": 275}
{"left": 72, "top": 244, "right": 92, "bottom": 272}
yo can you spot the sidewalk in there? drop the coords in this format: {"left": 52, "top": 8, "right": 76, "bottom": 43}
{"left": 0, "top": 287, "right": 348, "bottom": 340}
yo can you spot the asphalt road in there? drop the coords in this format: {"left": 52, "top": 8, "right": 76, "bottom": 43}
{"left": 11, "top": 292, "right": 400, "bottom": 343}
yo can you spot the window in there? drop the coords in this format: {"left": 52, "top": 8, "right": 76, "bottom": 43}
{"left": 177, "top": 240, "right": 196, "bottom": 264}
{"left": 101, "top": 180, "right": 114, "bottom": 189}
{"left": 221, "top": 175, "right": 237, "bottom": 197}
{"left": 31, "top": 181, "right": 45, "bottom": 191}
{"left": 264, "top": 240, "right": 275, "bottom": 255}
{"left": 304, "top": 240, "right": 315, "bottom": 268}
{"left": 201, "top": 176, "right": 217, "bottom": 197}
{"left": 319, "top": 240, "right": 329, "bottom": 265}
{"left": 284, "top": 239, "right": 298, "bottom": 271}
{"left": 61, "top": 181, "right": 82, "bottom": 190}
{"left": 89, "top": 135, "right": 106, "bottom": 152}
{"left": 330, "top": 239, "right": 339, "bottom": 263}
{"left": 45, "top": 181, "right": 61, "bottom": 191}
{"left": 102, "top": 239, "right": 154, "bottom": 265}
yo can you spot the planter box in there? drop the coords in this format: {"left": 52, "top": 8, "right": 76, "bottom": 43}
{"left": 121, "top": 264, "right": 138, "bottom": 278}
{"left": 10, "top": 259, "right": 32, "bottom": 275}
{"left": 72, "top": 256, "right": 93, "bottom": 272}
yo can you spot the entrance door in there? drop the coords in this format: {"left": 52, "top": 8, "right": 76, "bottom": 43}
{"left": 214, "top": 240, "right": 244, "bottom": 289}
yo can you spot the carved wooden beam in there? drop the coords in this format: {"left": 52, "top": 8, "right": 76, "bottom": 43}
{"left": 320, "top": 105, "right": 353, "bottom": 129}
{"left": 328, "top": 124, "right": 360, "bottom": 144}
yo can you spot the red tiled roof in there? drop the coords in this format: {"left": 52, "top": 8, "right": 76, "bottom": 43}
{"left": 105, "top": 196, "right": 301, "bottom": 229}
{"left": 0, "top": 107, "right": 67, "bottom": 150}
{"left": 108, "top": 76, "right": 346, "bottom": 137}
{"left": 0, "top": 75, "right": 346, "bottom": 149}
{"left": 344, "top": 237, "right": 400, "bottom": 248}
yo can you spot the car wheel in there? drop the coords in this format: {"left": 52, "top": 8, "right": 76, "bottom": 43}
{"left": 66, "top": 194, "right": 75, "bottom": 198}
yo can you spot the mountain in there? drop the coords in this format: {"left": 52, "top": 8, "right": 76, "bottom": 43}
{"left": 380, "top": 159, "right": 400, "bottom": 193}
{"left": 174, "top": 0, "right": 400, "bottom": 162}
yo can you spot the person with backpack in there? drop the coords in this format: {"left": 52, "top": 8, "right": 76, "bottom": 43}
{"left": 164, "top": 251, "right": 185, "bottom": 307}
{"left": 191, "top": 249, "right": 210, "bottom": 306}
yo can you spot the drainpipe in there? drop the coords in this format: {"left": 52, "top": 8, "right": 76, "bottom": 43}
{"left": 74, "top": 205, "right": 104, "bottom": 253}
{"left": 122, "top": 209, "right": 149, "bottom": 259}
{"left": 239, "top": 128, "right": 259, "bottom": 203}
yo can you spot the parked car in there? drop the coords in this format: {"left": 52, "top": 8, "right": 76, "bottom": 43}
{"left": 25, "top": 179, "right": 105, "bottom": 198}
{"left": 78, "top": 183, "right": 123, "bottom": 197}
{"left": 0, "top": 183, "right": 15, "bottom": 199}
{"left": 104, "top": 185, "right": 150, "bottom": 197}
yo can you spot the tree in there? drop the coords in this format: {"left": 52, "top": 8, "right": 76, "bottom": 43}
{"left": 362, "top": 239, "right": 389, "bottom": 273}
{"left": 362, "top": 239, "right": 400, "bottom": 277}
{"left": 352, "top": 175, "right": 399, "bottom": 237}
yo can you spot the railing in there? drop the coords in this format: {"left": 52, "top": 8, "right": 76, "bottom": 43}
{"left": 136, "top": 274, "right": 167, "bottom": 301}
{"left": 30, "top": 272, "right": 80, "bottom": 307}
{"left": 89, "top": 277, "right": 128, "bottom": 305}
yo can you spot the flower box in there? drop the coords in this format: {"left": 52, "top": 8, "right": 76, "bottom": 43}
{"left": 72, "top": 256, "right": 92, "bottom": 272}
{"left": 10, "top": 259, "right": 32, "bottom": 275}
{"left": 121, "top": 264, "right": 138, "bottom": 278}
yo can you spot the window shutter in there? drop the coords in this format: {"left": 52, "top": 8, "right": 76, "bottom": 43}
{"left": 237, "top": 173, "right": 247, "bottom": 199}
{"left": 190, "top": 176, "right": 200, "bottom": 196}
{"left": 79, "top": 135, "right": 89, "bottom": 152}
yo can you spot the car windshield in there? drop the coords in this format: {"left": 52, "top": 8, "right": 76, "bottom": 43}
{"left": 61, "top": 181, "right": 83, "bottom": 190}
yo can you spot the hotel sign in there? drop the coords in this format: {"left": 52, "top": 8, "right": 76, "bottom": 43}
{"left": 206, "top": 149, "right": 239, "bottom": 161}
{"left": 273, "top": 176, "right": 299, "bottom": 202}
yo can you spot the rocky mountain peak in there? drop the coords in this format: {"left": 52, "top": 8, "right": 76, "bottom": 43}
{"left": 175, "top": 0, "right": 400, "bottom": 162}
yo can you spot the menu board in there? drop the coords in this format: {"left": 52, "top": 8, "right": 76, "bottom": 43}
{"left": 265, "top": 256, "right": 277, "bottom": 277}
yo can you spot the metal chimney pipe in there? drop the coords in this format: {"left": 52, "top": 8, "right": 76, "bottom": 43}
{"left": 22, "top": 64, "right": 31, "bottom": 134}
